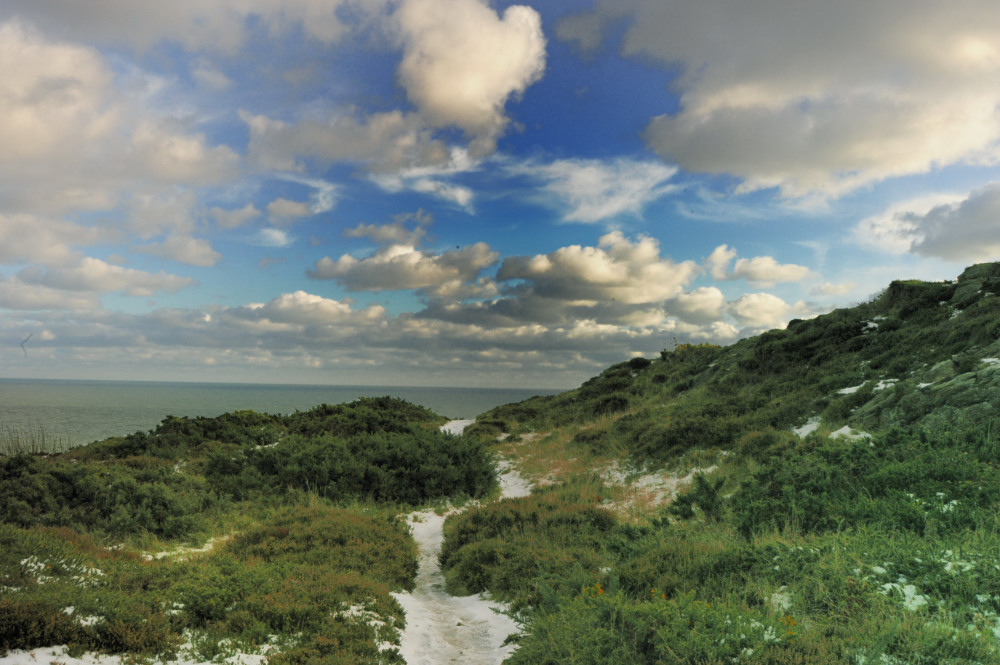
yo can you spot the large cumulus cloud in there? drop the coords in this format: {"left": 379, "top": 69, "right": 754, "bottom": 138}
{"left": 309, "top": 242, "right": 500, "bottom": 294}
{"left": 498, "top": 231, "right": 697, "bottom": 305}
{"left": 855, "top": 183, "right": 1000, "bottom": 263}
{"left": 242, "top": 0, "right": 546, "bottom": 184}
{"left": 394, "top": 0, "right": 546, "bottom": 155}
{"left": 0, "top": 0, "right": 391, "bottom": 54}
{"left": 560, "top": 0, "right": 1000, "bottom": 199}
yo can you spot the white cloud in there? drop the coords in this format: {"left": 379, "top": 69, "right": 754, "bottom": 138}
{"left": 410, "top": 178, "right": 474, "bottom": 210}
{"left": 666, "top": 286, "right": 726, "bottom": 324}
{"left": 0, "top": 20, "right": 113, "bottom": 161}
{"left": 730, "top": 256, "right": 813, "bottom": 287}
{"left": 0, "top": 214, "right": 104, "bottom": 267}
{"left": 277, "top": 174, "right": 339, "bottom": 214}
{"left": 135, "top": 235, "right": 222, "bottom": 267}
{"left": 0, "top": 279, "right": 100, "bottom": 310}
{"left": 267, "top": 198, "right": 311, "bottom": 224}
{"left": 344, "top": 218, "right": 428, "bottom": 246}
{"left": 562, "top": 0, "right": 1000, "bottom": 199}
{"left": 704, "top": 244, "right": 814, "bottom": 286}
{"left": 514, "top": 157, "right": 678, "bottom": 223}
{"left": 0, "top": 20, "right": 238, "bottom": 218}
{"left": 211, "top": 204, "right": 261, "bottom": 229}
{"left": 855, "top": 183, "right": 1000, "bottom": 262}
{"left": 705, "top": 244, "right": 737, "bottom": 280}
{"left": 429, "top": 276, "right": 499, "bottom": 301}
{"left": 241, "top": 109, "right": 450, "bottom": 173}
{"left": 394, "top": 0, "right": 546, "bottom": 155}
{"left": 191, "top": 58, "right": 232, "bottom": 90}
{"left": 728, "top": 292, "right": 792, "bottom": 329}
{"left": 126, "top": 190, "right": 199, "bottom": 239}
{"left": 252, "top": 291, "right": 387, "bottom": 326}
{"left": 0, "top": 0, "right": 391, "bottom": 54}
{"left": 369, "top": 147, "right": 479, "bottom": 207}
{"left": 498, "top": 231, "right": 699, "bottom": 305}
{"left": 309, "top": 242, "right": 499, "bottom": 292}
{"left": 128, "top": 120, "right": 239, "bottom": 185}
{"left": 253, "top": 228, "right": 294, "bottom": 248}
{"left": 16, "top": 257, "right": 194, "bottom": 297}
{"left": 853, "top": 193, "right": 966, "bottom": 254}
{"left": 811, "top": 281, "right": 858, "bottom": 296}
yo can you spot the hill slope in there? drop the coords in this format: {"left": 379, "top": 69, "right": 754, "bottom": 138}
{"left": 473, "top": 261, "right": 1000, "bottom": 455}
{"left": 445, "top": 262, "right": 1000, "bottom": 664}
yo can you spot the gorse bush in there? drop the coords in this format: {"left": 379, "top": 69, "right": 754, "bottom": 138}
{"left": 505, "top": 590, "right": 850, "bottom": 665}
{"left": 207, "top": 429, "right": 495, "bottom": 503}
{"left": 440, "top": 480, "right": 617, "bottom": 611}
{"left": 733, "top": 425, "right": 1000, "bottom": 539}
{"left": 0, "top": 453, "right": 218, "bottom": 538}
{"left": 0, "top": 598, "right": 86, "bottom": 653}
{"left": 0, "top": 398, "right": 495, "bottom": 539}
{"left": 226, "top": 504, "right": 417, "bottom": 589}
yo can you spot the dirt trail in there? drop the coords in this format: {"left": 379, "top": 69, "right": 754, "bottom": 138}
{"left": 390, "top": 421, "right": 530, "bottom": 665}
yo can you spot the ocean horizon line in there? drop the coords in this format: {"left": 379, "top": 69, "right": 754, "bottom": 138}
{"left": 0, "top": 376, "right": 570, "bottom": 393}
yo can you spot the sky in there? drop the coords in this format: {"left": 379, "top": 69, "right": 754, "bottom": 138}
{"left": 2, "top": 0, "right": 1000, "bottom": 389}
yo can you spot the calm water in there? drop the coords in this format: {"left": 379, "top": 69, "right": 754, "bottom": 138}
{"left": 0, "top": 379, "right": 561, "bottom": 449}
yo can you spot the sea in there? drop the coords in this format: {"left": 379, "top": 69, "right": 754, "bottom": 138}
{"left": 0, "top": 379, "right": 563, "bottom": 450}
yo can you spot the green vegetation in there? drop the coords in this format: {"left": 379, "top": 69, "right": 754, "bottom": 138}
{"left": 0, "top": 397, "right": 495, "bottom": 663}
{"left": 472, "top": 263, "right": 1000, "bottom": 464}
{"left": 0, "top": 423, "right": 68, "bottom": 456}
{"left": 6, "top": 262, "right": 1000, "bottom": 664}
{"left": 445, "top": 262, "right": 1000, "bottom": 664}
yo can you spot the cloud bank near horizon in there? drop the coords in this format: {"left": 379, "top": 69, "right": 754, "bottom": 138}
{"left": 0, "top": 0, "right": 997, "bottom": 387}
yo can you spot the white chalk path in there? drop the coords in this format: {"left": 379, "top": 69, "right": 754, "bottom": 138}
{"left": 390, "top": 420, "right": 531, "bottom": 665}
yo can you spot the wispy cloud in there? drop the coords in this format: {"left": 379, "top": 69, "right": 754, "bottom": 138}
{"left": 252, "top": 228, "right": 294, "bottom": 248}
{"left": 511, "top": 157, "right": 678, "bottom": 223}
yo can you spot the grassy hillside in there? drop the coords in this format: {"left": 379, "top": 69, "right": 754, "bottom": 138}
{"left": 0, "top": 398, "right": 497, "bottom": 664}
{"left": 446, "top": 262, "right": 1000, "bottom": 664}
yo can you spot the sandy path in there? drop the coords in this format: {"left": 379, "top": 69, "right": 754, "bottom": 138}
{"left": 389, "top": 421, "right": 530, "bottom": 665}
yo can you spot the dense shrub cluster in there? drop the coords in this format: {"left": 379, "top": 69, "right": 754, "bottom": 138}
{"left": 0, "top": 398, "right": 495, "bottom": 538}
{"left": 733, "top": 425, "right": 1000, "bottom": 539}
{"left": 0, "top": 454, "right": 216, "bottom": 538}
{"left": 207, "top": 429, "right": 495, "bottom": 503}
{"left": 440, "top": 482, "right": 616, "bottom": 610}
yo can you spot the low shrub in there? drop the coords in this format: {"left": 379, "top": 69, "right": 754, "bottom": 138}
{"left": 0, "top": 598, "right": 84, "bottom": 652}
{"left": 208, "top": 429, "right": 496, "bottom": 504}
{"left": 733, "top": 427, "right": 1000, "bottom": 539}
{"left": 440, "top": 482, "right": 616, "bottom": 610}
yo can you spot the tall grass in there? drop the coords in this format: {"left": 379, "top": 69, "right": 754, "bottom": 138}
{"left": 0, "top": 422, "right": 69, "bottom": 456}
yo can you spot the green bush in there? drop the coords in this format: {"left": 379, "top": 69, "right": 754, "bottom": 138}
{"left": 733, "top": 427, "right": 1000, "bottom": 539}
{"left": 440, "top": 482, "right": 616, "bottom": 610}
{"left": 208, "top": 429, "right": 496, "bottom": 504}
{"left": 507, "top": 590, "right": 840, "bottom": 665}
{"left": 0, "top": 598, "right": 84, "bottom": 652}
{"left": 0, "top": 454, "right": 218, "bottom": 538}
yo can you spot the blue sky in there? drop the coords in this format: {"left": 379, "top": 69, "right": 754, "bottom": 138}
{"left": 2, "top": 0, "right": 999, "bottom": 388}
